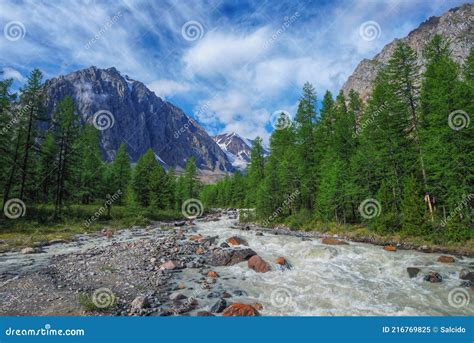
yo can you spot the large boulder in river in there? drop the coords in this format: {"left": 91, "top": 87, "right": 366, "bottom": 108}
{"left": 275, "top": 256, "right": 292, "bottom": 270}
{"left": 460, "top": 269, "right": 474, "bottom": 282}
{"left": 321, "top": 238, "right": 348, "bottom": 245}
{"left": 424, "top": 271, "right": 442, "bottom": 283}
{"left": 437, "top": 255, "right": 455, "bottom": 263}
{"left": 226, "top": 236, "right": 248, "bottom": 246}
{"left": 248, "top": 255, "right": 271, "bottom": 273}
{"left": 407, "top": 267, "right": 421, "bottom": 278}
{"left": 206, "top": 248, "right": 256, "bottom": 266}
{"left": 223, "top": 303, "right": 260, "bottom": 316}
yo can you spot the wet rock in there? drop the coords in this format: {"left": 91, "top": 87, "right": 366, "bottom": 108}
{"left": 248, "top": 255, "right": 271, "bottom": 273}
{"left": 177, "top": 283, "right": 186, "bottom": 290}
{"left": 220, "top": 242, "right": 230, "bottom": 248}
{"left": 407, "top": 267, "right": 421, "bottom": 278}
{"left": 196, "top": 247, "right": 205, "bottom": 255}
{"left": 206, "top": 248, "right": 256, "bottom": 266}
{"left": 424, "top": 272, "right": 442, "bottom": 283}
{"left": 207, "top": 271, "right": 218, "bottom": 278}
{"left": 169, "top": 292, "right": 187, "bottom": 301}
{"left": 256, "top": 232, "right": 263, "bottom": 236}
{"left": 383, "top": 245, "right": 397, "bottom": 252}
{"left": 196, "top": 311, "right": 214, "bottom": 316}
{"left": 174, "top": 221, "right": 186, "bottom": 227}
{"left": 48, "top": 239, "right": 68, "bottom": 245}
{"left": 459, "top": 269, "right": 474, "bottom": 282}
{"left": 189, "top": 234, "right": 203, "bottom": 242}
{"left": 20, "top": 247, "right": 41, "bottom": 254}
{"left": 233, "top": 290, "right": 248, "bottom": 296}
{"left": 206, "top": 291, "right": 221, "bottom": 298}
{"left": 210, "top": 298, "right": 227, "bottom": 313}
{"left": 131, "top": 296, "right": 149, "bottom": 311}
{"left": 223, "top": 303, "right": 260, "bottom": 316}
{"left": 226, "top": 236, "right": 248, "bottom": 246}
{"left": 321, "top": 238, "right": 348, "bottom": 245}
{"left": 222, "top": 291, "right": 232, "bottom": 298}
{"left": 437, "top": 255, "right": 455, "bottom": 263}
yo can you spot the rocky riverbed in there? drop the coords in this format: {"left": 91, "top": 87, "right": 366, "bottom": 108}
{"left": 0, "top": 210, "right": 473, "bottom": 316}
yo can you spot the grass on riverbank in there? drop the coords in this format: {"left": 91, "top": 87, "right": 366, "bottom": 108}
{"left": 240, "top": 210, "right": 474, "bottom": 256}
{"left": 0, "top": 204, "right": 184, "bottom": 253}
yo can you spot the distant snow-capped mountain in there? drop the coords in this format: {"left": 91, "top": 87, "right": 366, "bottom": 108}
{"left": 213, "top": 132, "right": 268, "bottom": 171}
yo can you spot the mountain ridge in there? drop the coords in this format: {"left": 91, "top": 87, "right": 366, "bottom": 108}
{"left": 342, "top": 3, "right": 473, "bottom": 100}
{"left": 43, "top": 66, "right": 234, "bottom": 173}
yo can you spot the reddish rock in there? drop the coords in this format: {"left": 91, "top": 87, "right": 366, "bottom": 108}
{"left": 207, "top": 271, "right": 219, "bottom": 278}
{"left": 189, "top": 234, "right": 203, "bottom": 242}
{"left": 160, "top": 260, "right": 181, "bottom": 270}
{"left": 226, "top": 236, "right": 249, "bottom": 246}
{"left": 102, "top": 229, "right": 113, "bottom": 238}
{"left": 248, "top": 255, "right": 271, "bottom": 273}
{"left": 437, "top": 255, "right": 455, "bottom": 263}
{"left": 223, "top": 303, "right": 260, "bottom": 316}
{"left": 383, "top": 245, "right": 397, "bottom": 252}
{"left": 196, "top": 247, "right": 205, "bottom": 254}
{"left": 275, "top": 257, "right": 286, "bottom": 265}
{"left": 321, "top": 238, "right": 348, "bottom": 245}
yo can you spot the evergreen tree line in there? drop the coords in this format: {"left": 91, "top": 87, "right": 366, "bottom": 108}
{"left": 0, "top": 70, "right": 201, "bottom": 220}
{"left": 200, "top": 36, "right": 473, "bottom": 241}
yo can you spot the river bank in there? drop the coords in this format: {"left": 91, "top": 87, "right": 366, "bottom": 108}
{"left": 0, "top": 210, "right": 472, "bottom": 316}
{"left": 245, "top": 219, "right": 474, "bottom": 257}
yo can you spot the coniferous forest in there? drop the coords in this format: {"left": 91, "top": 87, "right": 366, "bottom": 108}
{"left": 201, "top": 37, "right": 473, "bottom": 244}
{"left": 0, "top": 68, "right": 201, "bottom": 226}
{"left": 0, "top": 36, "right": 472, "bottom": 248}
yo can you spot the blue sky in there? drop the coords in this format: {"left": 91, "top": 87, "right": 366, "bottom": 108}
{"left": 0, "top": 0, "right": 468, "bottom": 141}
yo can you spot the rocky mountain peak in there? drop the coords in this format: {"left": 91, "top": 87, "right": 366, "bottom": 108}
{"left": 43, "top": 66, "right": 234, "bottom": 173}
{"left": 342, "top": 3, "right": 473, "bottom": 101}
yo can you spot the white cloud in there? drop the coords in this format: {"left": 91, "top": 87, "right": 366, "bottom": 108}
{"left": 183, "top": 27, "right": 270, "bottom": 78}
{"left": 148, "top": 79, "right": 190, "bottom": 99}
{"left": 1, "top": 67, "right": 25, "bottom": 82}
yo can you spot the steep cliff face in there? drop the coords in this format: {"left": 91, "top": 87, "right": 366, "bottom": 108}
{"left": 43, "top": 66, "right": 233, "bottom": 172}
{"left": 342, "top": 3, "right": 473, "bottom": 100}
